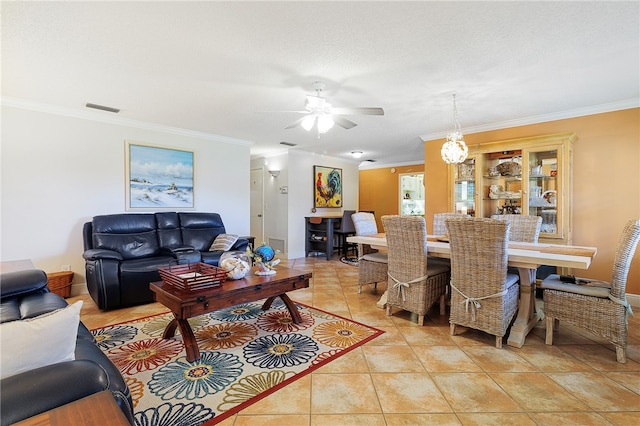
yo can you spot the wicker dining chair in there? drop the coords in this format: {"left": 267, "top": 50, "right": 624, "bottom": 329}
{"left": 491, "top": 214, "right": 543, "bottom": 276}
{"left": 351, "top": 212, "right": 388, "bottom": 294}
{"left": 541, "top": 219, "right": 640, "bottom": 363}
{"left": 445, "top": 217, "right": 520, "bottom": 348}
{"left": 433, "top": 212, "right": 468, "bottom": 236}
{"left": 491, "top": 214, "right": 542, "bottom": 243}
{"left": 382, "top": 215, "right": 449, "bottom": 325}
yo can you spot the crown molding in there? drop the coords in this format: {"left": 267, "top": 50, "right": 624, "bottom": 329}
{"left": 1, "top": 96, "right": 254, "bottom": 147}
{"left": 418, "top": 98, "right": 640, "bottom": 142}
{"left": 358, "top": 160, "right": 425, "bottom": 170}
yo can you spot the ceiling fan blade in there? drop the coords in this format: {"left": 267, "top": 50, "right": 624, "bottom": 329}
{"left": 331, "top": 107, "right": 385, "bottom": 116}
{"left": 284, "top": 117, "right": 307, "bottom": 129}
{"left": 333, "top": 116, "right": 358, "bottom": 130}
{"left": 255, "top": 110, "right": 309, "bottom": 114}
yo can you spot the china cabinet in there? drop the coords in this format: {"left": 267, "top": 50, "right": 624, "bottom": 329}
{"left": 449, "top": 133, "right": 576, "bottom": 244}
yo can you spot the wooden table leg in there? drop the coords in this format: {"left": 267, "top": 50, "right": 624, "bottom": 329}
{"left": 163, "top": 315, "right": 200, "bottom": 362}
{"left": 262, "top": 294, "right": 303, "bottom": 324}
{"left": 507, "top": 267, "right": 541, "bottom": 348}
{"left": 376, "top": 291, "right": 388, "bottom": 309}
{"left": 163, "top": 318, "right": 178, "bottom": 338}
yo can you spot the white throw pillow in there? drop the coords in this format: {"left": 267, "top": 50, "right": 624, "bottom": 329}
{"left": 209, "top": 234, "right": 238, "bottom": 251}
{"left": 0, "top": 300, "right": 82, "bottom": 380}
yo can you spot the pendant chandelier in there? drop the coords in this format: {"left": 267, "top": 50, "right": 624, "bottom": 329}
{"left": 441, "top": 94, "right": 469, "bottom": 164}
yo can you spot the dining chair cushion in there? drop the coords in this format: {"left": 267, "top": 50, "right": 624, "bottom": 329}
{"left": 540, "top": 274, "right": 611, "bottom": 298}
{"left": 425, "top": 262, "right": 451, "bottom": 278}
{"left": 362, "top": 253, "right": 388, "bottom": 264}
{"left": 504, "top": 273, "right": 520, "bottom": 289}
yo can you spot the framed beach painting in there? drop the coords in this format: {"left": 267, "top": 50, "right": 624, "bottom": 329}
{"left": 313, "top": 165, "right": 342, "bottom": 208}
{"left": 125, "top": 141, "right": 194, "bottom": 210}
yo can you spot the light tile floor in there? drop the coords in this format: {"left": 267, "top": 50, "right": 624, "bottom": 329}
{"left": 70, "top": 256, "right": 640, "bottom": 425}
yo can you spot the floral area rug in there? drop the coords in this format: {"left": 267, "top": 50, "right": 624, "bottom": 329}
{"left": 92, "top": 299, "right": 383, "bottom": 425}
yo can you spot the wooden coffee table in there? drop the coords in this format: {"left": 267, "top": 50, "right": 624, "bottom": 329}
{"left": 150, "top": 265, "right": 312, "bottom": 362}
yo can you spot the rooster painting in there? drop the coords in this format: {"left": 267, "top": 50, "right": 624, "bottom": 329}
{"left": 314, "top": 166, "right": 342, "bottom": 208}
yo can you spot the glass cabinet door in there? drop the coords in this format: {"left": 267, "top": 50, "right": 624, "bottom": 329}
{"left": 452, "top": 157, "right": 476, "bottom": 216}
{"left": 449, "top": 132, "right": 575, "bottom": 244}
{"left": 482, "top": 150, "right": 523, "bottom": 217}
{"left": 525, "top": 147, "right": 562, "bottom": 239}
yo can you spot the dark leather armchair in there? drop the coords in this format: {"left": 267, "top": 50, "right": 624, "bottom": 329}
{"left": 0, "top": 269, "right": 134, "bottom": 425}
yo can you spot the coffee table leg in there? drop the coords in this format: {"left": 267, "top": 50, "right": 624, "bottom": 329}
{"left": 163, "top": 315, "right": 200, "bottom": 362}
{"left": 262, "top": 294, "right": 303, "bottom": 324}
{"left": 163, "top": 318, "right": 178, "bottom": 338}
{"left": 177, "top": 319, "right": 200, "bottom": 362}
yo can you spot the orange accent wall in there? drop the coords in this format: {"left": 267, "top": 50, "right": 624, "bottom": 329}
{"left": 423, "top": 108, "right": 640, "bottom": 294}
{"left": 358, "top": 164, "right": 426, "bottom": 230}
{"left": 359, "top": 108, "right": 639, "bottom": 295}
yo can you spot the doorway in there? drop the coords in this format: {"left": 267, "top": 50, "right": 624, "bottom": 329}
{"left": 399, "top": 173, "right": 425, "bottom": 216}
{"left": 250, "top": 168, "right": 264, "bottom": 243}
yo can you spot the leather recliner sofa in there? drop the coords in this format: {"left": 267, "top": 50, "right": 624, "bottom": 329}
{"left": 0, "top": 269, "right": 134, "bottom": 425}
{"left": 83, "top": 212, "right": 248, "bottom": 310}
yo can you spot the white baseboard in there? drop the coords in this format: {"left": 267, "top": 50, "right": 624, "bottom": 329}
{"left": 68, "top": 280, "right": 640, "bottom": 309}
{"left": 70, "top": 282, "right": 88, "bottom": 297}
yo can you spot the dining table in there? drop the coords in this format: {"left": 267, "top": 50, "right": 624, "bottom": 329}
{"left": 346, "top": 233, "right": 597, "bottom": 348}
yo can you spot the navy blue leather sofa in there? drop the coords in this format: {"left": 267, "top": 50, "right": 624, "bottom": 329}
{"left": 83, "top": 212, "right": 248, "bottom": 310}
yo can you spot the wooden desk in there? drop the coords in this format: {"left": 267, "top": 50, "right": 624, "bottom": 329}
{"left": 347, "top": 233, "right": 597, "bottom": 348}
{"left": 151, "top": 266, "right": 312, "bottom": 362}
{"left": 13, "top": 390, "right": 130, "bottom": 426}
{"left": 305, "top": 216, "right": 342, "bottom": 260}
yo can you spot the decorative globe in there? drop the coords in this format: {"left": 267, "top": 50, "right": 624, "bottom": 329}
{"left": 254, "top": 245, "right": 275, "bottom": 262}
{"left": 219, "top": 251, "right": 251, "bottom": 280}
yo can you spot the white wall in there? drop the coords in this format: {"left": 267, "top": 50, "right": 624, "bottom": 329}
{"left": 287, "top": 150, "right": 359, "bottom": 259}
{"left": 251, "top": 150, "right": 359, "bottom": 260}
{"left": 1, "top": 103, "right": 251, "bottom": 290}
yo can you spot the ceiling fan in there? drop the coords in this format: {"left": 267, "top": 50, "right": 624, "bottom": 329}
{"left": 279, "top": 81, "right": 384, "bottom": 137}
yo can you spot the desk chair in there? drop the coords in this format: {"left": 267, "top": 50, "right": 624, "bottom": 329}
{"left": 541, "top": 219, "right": 640, "bottom": 363}
{"left": 334, "top": 210, "right": 356, "bottom": 258}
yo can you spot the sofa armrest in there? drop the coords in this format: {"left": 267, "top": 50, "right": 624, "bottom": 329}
{"left": 159, "top": 245, "right": 196, "bottom": 255}
{"left": 231, "top": 238, "right": 250, "bottom": 252}
{"left": 0, "top": 360, "right": 110, "bottom": 426}
{"left": 160, "top": 246, "right": 201, "bottom": 265}
{"left": 0, "top": 269, "right": 48, "bottom": 299}
{"left": 83, "top": 248, "right": 123, "bottom": 261}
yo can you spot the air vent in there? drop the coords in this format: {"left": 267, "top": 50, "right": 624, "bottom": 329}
{"left": 280, "top": 142, "right": 297, "bottom": 147}
{"left": 85, "top": 103, "right": 120, "bottom": 113}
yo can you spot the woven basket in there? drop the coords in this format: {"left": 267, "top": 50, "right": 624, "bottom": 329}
{"left": 158, "top": 263, "right": 227, "bottom": 291}
{"left": 47, "top": 271, "right": 74, "bottom": 298}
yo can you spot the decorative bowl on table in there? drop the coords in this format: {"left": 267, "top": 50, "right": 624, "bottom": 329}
{"left": 219, "top": 251, "right": 251, "bottom": 280}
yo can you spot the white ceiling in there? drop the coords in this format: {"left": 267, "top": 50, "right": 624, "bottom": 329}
{"left": 3, "top": 1, "right": 638, "bottom": 166}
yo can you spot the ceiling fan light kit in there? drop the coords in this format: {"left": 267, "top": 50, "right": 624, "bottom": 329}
{"left": 276, "top": 81, "right": 384, "bottom": 137}
{"left": 317, "top": 115, "right": 335, "bottom": 133}
{"left": 441, "top": 94, "right": 469, "bottom": 164}
{"left": 301, "top": 115, "right": 316, "bottom": 131}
